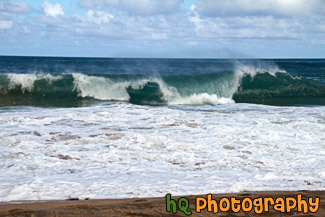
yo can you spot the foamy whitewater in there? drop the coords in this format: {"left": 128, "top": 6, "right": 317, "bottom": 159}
{"left": 0, "top": 57, "right": 325, "bottom": 201}
{"left": 0, "top": 103, "right": 325, "bottom": 201}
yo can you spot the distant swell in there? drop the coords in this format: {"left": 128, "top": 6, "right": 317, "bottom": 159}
{"left": 0, "top": 63, "right": 325, "bottom": 107}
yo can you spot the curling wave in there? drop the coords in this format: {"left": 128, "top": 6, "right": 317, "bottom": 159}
{"left": 0, "top": 63, "right": 324, "bottom": 107}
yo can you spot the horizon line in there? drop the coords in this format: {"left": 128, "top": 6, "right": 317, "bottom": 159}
{"left": 1, "top": 55, "right": 325, "bottom": 60}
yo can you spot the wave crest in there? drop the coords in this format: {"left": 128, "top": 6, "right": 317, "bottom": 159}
{"left": 0, "top": 61, "right": 324, "bottom": 107}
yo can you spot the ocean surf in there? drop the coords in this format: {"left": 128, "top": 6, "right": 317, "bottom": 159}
{"left": 0, "top": 57, "right": 324, "bottom": 201}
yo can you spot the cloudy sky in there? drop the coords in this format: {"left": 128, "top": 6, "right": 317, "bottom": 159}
{"left": 0, "top": 0, "right": 324, "bottom": 58}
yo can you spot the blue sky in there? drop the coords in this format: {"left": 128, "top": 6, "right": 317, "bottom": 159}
{"left": 0, "top": 0, "right": 324, "bottom": 58}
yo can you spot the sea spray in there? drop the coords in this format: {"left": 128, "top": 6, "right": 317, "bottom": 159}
{"left": 0, "top": 60, "right": 324, "bottom": 107}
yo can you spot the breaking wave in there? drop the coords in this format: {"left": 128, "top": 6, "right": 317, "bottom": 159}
{"left": 0, "top": 62, "right": 324, "bottom": 107}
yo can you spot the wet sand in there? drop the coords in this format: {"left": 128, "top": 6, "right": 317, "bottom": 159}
{"left": 0, "top": 191, "right": 324, "bottom": 217}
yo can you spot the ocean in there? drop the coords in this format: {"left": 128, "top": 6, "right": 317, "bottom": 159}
{"left": 0, "top": 56, "right": 324, "bottom": 201}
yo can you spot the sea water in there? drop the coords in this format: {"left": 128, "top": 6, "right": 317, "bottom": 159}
{"left": 0, "top": 57, "right": 324, "bottom": 201}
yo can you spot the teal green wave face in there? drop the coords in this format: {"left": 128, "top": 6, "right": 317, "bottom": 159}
{"left": 1, "top": 71, "right": 325, "bottom": 107}
{"left": 0, "top": 57, "right": 325, "bottom": 107}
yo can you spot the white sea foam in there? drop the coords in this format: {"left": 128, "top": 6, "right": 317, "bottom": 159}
{"left": 72, "top": 73, "right": 180, "bottom": 103}
{"left": 6, "top": 73, "right": 62, "bottom": 92}
{"left": 234, "top": 61, "right": 284, "bottom": 77}
{"left": 72, "top": 73, "right": 130, "bottom": 100}
{"left": 170, "top": 93, "right": 234, "bottom": 105}
{"left": 71, "top": 73, "right": 234, "bottom": 105}
{"left": 7, "top": 74, "right": 38, "bottom": 92}
{"left": 0, "top": 103, "right": 324, "bottom": 201}
{"left": 229, "top": 61, "right": 287, "bottom": 96}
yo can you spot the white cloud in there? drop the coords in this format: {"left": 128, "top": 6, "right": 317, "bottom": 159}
{"left": 0, "top": 0, "right": 32, "bottom": 14}
{"left": 188, "top": 6, "right": 226, "bottom": 38}
{"left": 186, "top": 41, "right": 198, "bottom": 46}
{"left": 151, "top": 33, "right": 167, "bottom": 40}
{"left": 0, "top": 20, "right": 12, "bottom": 30}
{"left": 187, "top": 5, "right": 304, "bottom": 40}
{"left": 2, "top": 0, "right": 325, "bottom": 58}
{"left": 78, "top": 0, "right": 184, "bottom": 16}
{"left": 23, "top": 25, "right": 30, "bottom": 33}
{"left": 194, "top": 0, "right": 325, "bottom": 17}
{"left": 41, "top": 0, "right": 64, "bottom": 18}
{"left": 86, "top": 10, "right": 114, "bottom": 25}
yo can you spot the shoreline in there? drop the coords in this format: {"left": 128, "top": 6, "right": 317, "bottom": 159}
{"left": 0, "top": 190, "right": 324, "bottom": 216}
